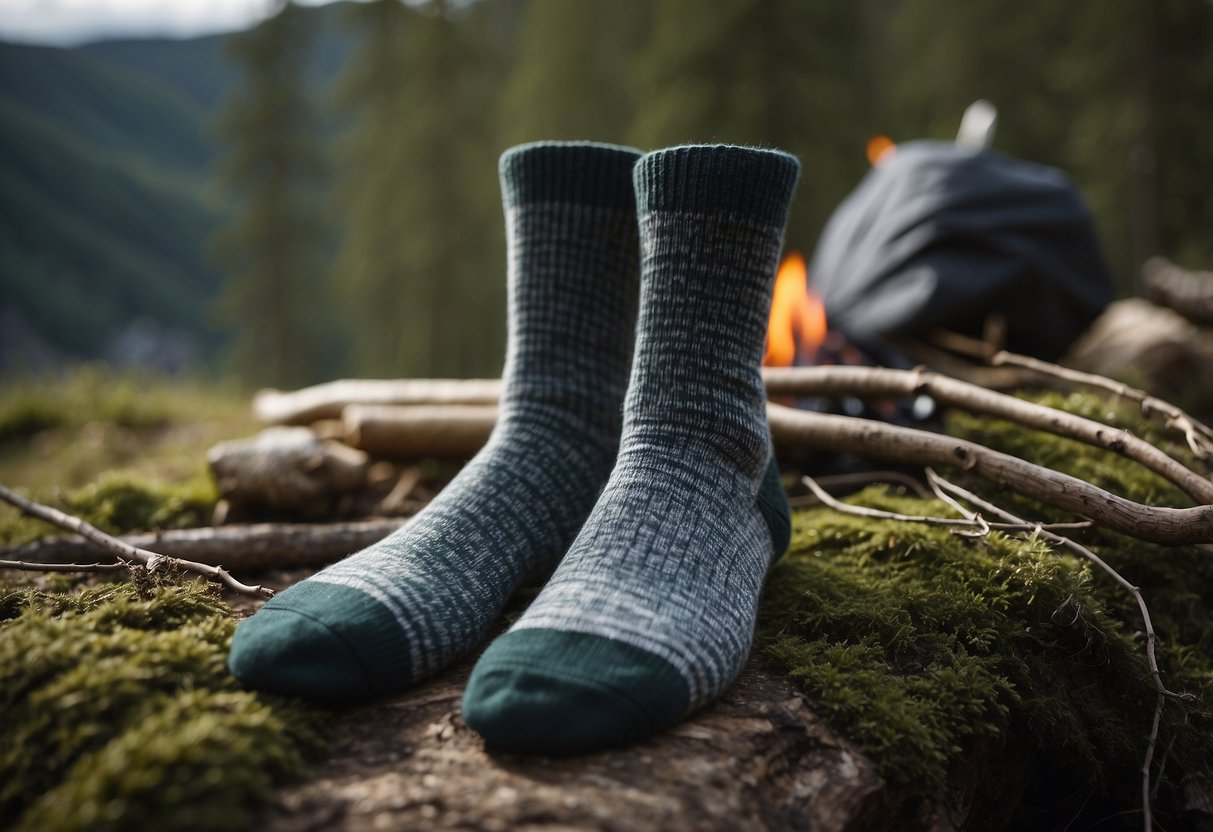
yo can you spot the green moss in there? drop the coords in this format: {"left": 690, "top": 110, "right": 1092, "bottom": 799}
{"left": 760, "top": 390, "right": 1213, "bottom": 821}
{"left": 0, "top": 572, "right": 326, "bottom": 832}
{"left": 0, "top": 472, "right": 217, "bottom": 548}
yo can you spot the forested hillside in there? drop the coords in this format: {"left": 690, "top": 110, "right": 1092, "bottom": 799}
{"left": 2, "top": 0, "right": 1210, "bottom": 384}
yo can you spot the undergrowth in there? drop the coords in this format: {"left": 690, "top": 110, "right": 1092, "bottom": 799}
{"left": 0, "top": 365, "right": 244, "bottom": 444}
{"left": 0, "top": 471, "right": 218, "bottom": 548}
{"left": 0, "top": 570, "right": 326, "bottom": 832}
{"left": 759, "top": 390, "right": 1213, "bottom": 825}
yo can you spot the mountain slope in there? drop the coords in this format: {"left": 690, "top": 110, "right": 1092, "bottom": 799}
{"left": 0, "top": 3, "right": 353, "bottom": 372}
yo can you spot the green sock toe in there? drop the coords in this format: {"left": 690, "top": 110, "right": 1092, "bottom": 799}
{"left": 462, "top": 629, "right": 690, "bottom": 754}
{"left": 229, "top": 606, "right": 371, "bottom": 701}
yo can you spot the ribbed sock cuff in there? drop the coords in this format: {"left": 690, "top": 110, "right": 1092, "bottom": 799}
{"left": 634, "top": 144, "right": 800, "bottom": 226}
{"left": 500, "top": 141, "right": 643, "bottom": 210}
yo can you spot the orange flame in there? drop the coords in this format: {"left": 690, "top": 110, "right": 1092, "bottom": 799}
{"left": 764, "top": 252, "right": 827, "bottom": 367}
{"left": 866, "top": 134, "right": 896, "bottom": 166}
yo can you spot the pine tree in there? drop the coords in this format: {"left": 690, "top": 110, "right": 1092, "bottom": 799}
{"left": 630, "top": 0, "right": 871, "bottom": 255}
{"left": 499, "top": 0, "right": 649, "bottom": 147}
{"left": 332, "top": 0, "right": 504, "bottom": 378}
{"left": 211, "top": 0, "right": 330, "bottom": 387}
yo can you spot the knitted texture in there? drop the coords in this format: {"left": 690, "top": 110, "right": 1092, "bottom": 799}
{"left": 228, "top": 142, "right": 642, "bottom": 700}
{"left": 463, "top": 145, "right": 800, "bottom": 752}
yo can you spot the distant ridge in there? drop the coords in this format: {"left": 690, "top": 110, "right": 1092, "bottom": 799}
{"left": 0, "top": 2, "right": 351, "bottom": 372}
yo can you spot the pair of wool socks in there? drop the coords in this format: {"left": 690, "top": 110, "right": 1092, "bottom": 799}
{"left": 228, "top": 141, "right": 800, "bottom": 753}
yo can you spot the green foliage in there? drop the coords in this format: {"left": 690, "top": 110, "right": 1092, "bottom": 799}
{"left": 761, "top": 391, "right": 1213, "bottom": 820}
{"left": 6, "top": 1, "right": 1213, "bottom": 378}
{"left": 331, "top": 0, "right": 506, "bottom": 378}
{"left": 0, "top": 472, "right": 218, "bottom": 548}
{"left": 0, "top": 43, "right": 225, "bottom": 364}
{"left": 210, "top": 1, "right": 335, "bottom": 388}
{"left": 631, "top": 0, "right": 871, "bottom": 256}
{"left": 0, "top": 573, "right": 326, "bottom": 832}
{"left": 0, "top": 366, "right": 225, "bottom": 443}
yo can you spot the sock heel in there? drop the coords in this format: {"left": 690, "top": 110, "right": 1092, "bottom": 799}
{"left": 756, "top": 455, "right": 791, "bottom": 562}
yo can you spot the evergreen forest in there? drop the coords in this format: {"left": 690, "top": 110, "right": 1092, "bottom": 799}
{"left": 2, "top": 0, "right": 1210, "bottom": 387}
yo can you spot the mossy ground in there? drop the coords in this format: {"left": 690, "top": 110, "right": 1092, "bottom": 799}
{"left": 759, "top": 391, "right": 1213, "bottom": 827}
{"left": 2, "top": 372, "right": 1210, "bottom": 829}
{"left": 0, "top": 570, "right": 327, "bottom": 832}
{"left": 0, "top": 366, "right": 255, "bottom": 546}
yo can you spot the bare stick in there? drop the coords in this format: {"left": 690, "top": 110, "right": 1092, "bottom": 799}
{"left": 345, "top": 404, "right": 497, "bottom": 458}
{"left": 0, "top": 484, "right": 272, "bottom": 598}
{"left": 925, "top": 470, "right": 1180, "bottom": 832}
{"left": 768, "top": 404, "right": 1213, "bottom": 545}
{"left": 990, "top": 349, "right": 1213, "bottom": 461}
{"left": 800, "top": 476, "right": 1092, "bottom": 534}
{"left": 0, "top": 518, "right": 408, "bottom": 571}
{"left": 0, "top": 560, "right": 129, "bottom": 574}
{"left": 764, "top": 365, "right": 1213, "bottom": 504}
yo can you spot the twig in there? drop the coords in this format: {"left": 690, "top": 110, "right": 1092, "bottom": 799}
{"left": 800, "top": 476, "right": 1092, "bottom": 535}
{"left": 0, "top": 560, "right": 129, "bottom": 573}
{"left": 924, "top": 470, "right": 1183, "bottom": 832}
{"left": 768, "top": 404, "right": 1213, "bottom": 545}
{"left": 0, "top": 484, "right": 273, "bottom": 598}
{"left": 990, "top": 349, "right": 1213, "bottom": 461}
{"left": 764, "top": 365, "right": 1213, "bottom": 503}
{"left": 785, "top": 470, "right": 932, "bottom": 507}
{"left": 0, "top": 518, "right": 408, "bottom": 570}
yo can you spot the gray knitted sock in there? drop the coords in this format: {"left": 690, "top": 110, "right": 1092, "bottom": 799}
{"left": 462, "top": 144, "right": 799, "bottom": 752}
{"left": 228, "top": 142, "right": 642, "bottom": 700}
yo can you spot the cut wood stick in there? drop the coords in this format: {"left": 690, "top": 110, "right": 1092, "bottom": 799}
{"left": 0, "top": 484, "right": 273, "bottom": 597}
{"left": 345, "top": 404, "right": 498, "bottom": 458}
{"left": 256, "top": 379, "right": 502, "bottom": 425}
{"left": 764, "top": 366, "right": 1213, "bottom": 505}
{"left": 766, "top": 404, "right": 1213, "bottom": 545}
{"left": 0, "top": 518, "right": 408, "bottom": 571}
{"left": 989, "top": 349, "right": 1213, "bottom": 460}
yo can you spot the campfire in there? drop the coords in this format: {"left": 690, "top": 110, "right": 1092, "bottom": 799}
{"left": 763, "top": 252, "right": 827, "bottom": 368}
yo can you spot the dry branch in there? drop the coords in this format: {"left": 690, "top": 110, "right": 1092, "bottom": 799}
{"left": 0, "top": 518, "right": 407, "bottom": 571}
{"left": 990, "top": 349, "right": 1213, "bottom": 460}
{"left": 0, "top": 484, "right": 272, "bottom": 597}
{"left": 799, "top": 475, "right": 1091, "bottom": 534}
{"left": 766, "top": 404, "right": 1213, "bottom": 545}
{"left": 0, "top": 559, "right": 129, "bottom": 574}
{"left": 764, "top": 365, "right": 1213, "bottom": 504}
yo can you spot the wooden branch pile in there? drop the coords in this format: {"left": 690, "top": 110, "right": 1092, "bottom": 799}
{"left": 212, "top": 354, "right": 1213, "bottom": 545}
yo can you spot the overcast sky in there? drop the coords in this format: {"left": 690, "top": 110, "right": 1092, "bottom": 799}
{"left": 0, "top": 0, "right": 332, "bottom": 45}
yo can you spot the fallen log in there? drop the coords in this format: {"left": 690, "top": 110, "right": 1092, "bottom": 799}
{"left": 0, "top": 518, "right": 406, "bottom": 571}
{"left": 260, "top": 650, "right": 1015, "bottom": 832}
{"left": 767, "top": 403, "right": 1213, "bottom": 545}
{"left": 345, "top": 404, "right": 498, "bottom": 459}
{"left": 255, "top": 379, "right": 502, "bottom": 425}
{"left": 1144, "top": 255, "right": 1213, "bottom": 325}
